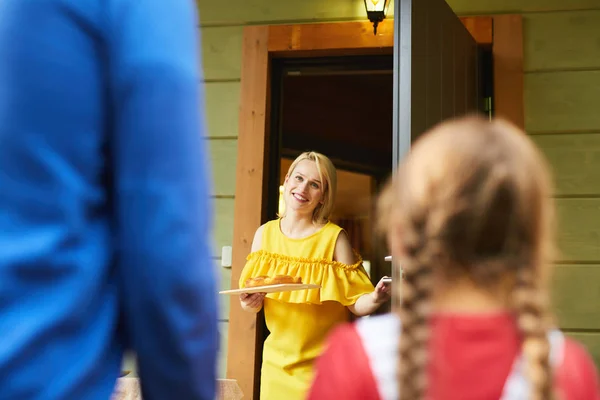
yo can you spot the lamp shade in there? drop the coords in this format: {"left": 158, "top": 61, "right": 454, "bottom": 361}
{"left": 364, "top": 0, "right": 389, "bottom": 13}
{"left": 364, "top": 0, "right": 390, "bottom": 34}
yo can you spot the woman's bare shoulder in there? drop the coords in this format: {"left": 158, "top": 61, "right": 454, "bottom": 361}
{"left": 251, "top": 224, "right": 267, "bottom": 252}
{"left": 251, "top": 220, "right": 279, "bottom": 252}
{"left": 333, "top": 230, "right": 356, "bottom": 264}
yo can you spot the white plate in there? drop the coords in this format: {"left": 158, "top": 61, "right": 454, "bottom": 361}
{"left": 219, "top": 283, "right": 321, "bottom": 295}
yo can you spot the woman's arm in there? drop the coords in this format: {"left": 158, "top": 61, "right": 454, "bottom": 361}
{"left": 239, "top": 225, "right": 266, "bottom": 313}
{"left": 349, "top": 279, "right": 391, "bottom": 317}
{"left": 334, "top": 231, "right": 391, "bottom": 317}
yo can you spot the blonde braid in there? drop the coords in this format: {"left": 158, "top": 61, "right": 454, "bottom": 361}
{"left": 513, "top": 269, "right": 556, "bottom": 400}
{"left": 396, "top": 226, "right": 438, "bottom": 400}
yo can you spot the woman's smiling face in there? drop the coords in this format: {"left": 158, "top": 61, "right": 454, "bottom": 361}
{"left": 284, "top": 159, "right": 325, "bottom": 215}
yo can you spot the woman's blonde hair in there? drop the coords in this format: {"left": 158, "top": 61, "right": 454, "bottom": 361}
{"left": 378, "top": 116, "right": 557, "bottom": 400}
{"left": 280, "top": 151, "right": 337, "bottom": 224}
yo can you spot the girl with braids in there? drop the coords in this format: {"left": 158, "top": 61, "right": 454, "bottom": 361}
{"left": 308, "top": 117, "right": 599, "bottom": 400}
{"left": 238, "top": 151, "right": 391, "bottom": 400}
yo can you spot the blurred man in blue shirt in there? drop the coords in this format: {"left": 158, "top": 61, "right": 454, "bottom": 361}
{"left": 0, "top": 1, "right": 219, "bottom": 399}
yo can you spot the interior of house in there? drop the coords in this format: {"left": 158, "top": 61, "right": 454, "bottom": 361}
{"left": 271, "top": 55, "right": 394, "bottom": 287}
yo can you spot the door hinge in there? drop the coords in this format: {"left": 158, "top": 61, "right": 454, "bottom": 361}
{"left": 483, "top": 97, "right": 493, "bottom": 120}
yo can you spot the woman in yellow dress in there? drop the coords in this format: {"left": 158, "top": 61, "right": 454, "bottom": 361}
{"left": 238, "top": 151, "right": 391, "bottom": 400}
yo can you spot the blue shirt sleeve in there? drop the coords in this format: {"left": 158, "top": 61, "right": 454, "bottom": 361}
{"left": 106, "top": 1, "right": 218, "bottom": 399}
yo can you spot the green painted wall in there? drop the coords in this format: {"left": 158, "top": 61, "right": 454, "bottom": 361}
{"left": 197, "top": 0, "right": 600, "bottom": 376}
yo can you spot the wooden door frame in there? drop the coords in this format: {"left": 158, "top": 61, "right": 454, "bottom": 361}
{"left": 227, "top": 15, "right": 524, "bottom": 399}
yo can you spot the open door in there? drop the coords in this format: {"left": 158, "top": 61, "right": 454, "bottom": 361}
{"left": 227, "top": 9, "right": 523, "bottom": 398}
{"left": 391, "top": 0, "right": 481, "bottom": 306}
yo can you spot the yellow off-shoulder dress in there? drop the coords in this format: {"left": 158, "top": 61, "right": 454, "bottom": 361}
{"left": 239, "top": 219, "right": 375, "bottom": 400}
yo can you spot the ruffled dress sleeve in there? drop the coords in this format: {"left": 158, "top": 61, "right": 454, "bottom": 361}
{"left": 238, "top": 250, "right": 375, "bottom": 305}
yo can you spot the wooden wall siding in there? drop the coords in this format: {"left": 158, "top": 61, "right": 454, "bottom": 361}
{"left": 197, "top": 0, "right": 393, "bottom": 26}
{"left": 447, "top": 0, "right": 600, "bottom": 15}
{"left": 219, "top": 267, "right": 233, "bottom": 314}
{"left": 196, "top": 0, "right": 600, "bottom": 378}
{"left": 208, "top": 139, "right": 238, "bottom": 196}
{"left": 218, "top": 322, "right": 230, "bottom": 378}
{"left": 202, "top": 26, "right": 242, "bottom": 367}
{"left": 205, "top": 82, "right": 241, "bottom": 137}
{"left": 525, "top": 71, "right": 600, "bottom": 134}
{"left": 520, "top": 3, "right": 600, "bottom": 368}
{"left": 532, "top": 134, "right": 600, "bottom": 196}
{"left": 213, "top": 198, "right": 235, "bottom": 257}
{"left": 202, "top": 23, "right": 242, "bottom": 381}
{"left": 197, "top": 9, "right": 600, "bottom": 78}
{"left": 552, "top": 265, "right": 600, "bottom": 331}
{"left": 196, "top": 8, "right": 600, "bottom": 133}
{"left": 521, "top": 7, "right": 600, "bottom": 369}
{"left": 524, "top": 10, "right": 600, "bottom": 72}
{"left": 556, "top": 199, "right": 600, "bottom": 262}
{"left": 201, "top": 27, "right": 244, "bottom": 80}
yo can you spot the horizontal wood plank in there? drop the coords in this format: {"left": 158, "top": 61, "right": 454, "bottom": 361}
{"left": 205, "top": 82, "right": 241, "bottom": 138}
{"left": 213, "top": 198, "right": 235, "bottom": 257}
{"left": 556, "top": 198, "right": 600, "bottom": 262}
{"left": 552, "top": 265, "right": 600, "bottom": 330}
{"left": 208, "top": 139, "right": 238, "bottom": 196}
{"left": 218, "top": 321, "right": 229, "bottom": 378}
{"left": 447, "top": 0, "right": 600, "bottom": 15}
{"left": 531, "top": 133, "right": 600, "bottom": 196}
{"left": 524, "top": 11, "right": 600, "bottom": 72}
{"left": 525, "top": 70, "right": 600, "bottom": 133}
{"left": 197, "top": 0, "right": 394, "bottom": 25}
{"left": 201, "top": 27, "right": 243, "bottom": 81}
{"left": 219, "top": 267, "right": 232, "bottom": 320}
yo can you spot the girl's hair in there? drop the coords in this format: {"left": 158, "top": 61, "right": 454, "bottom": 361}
{"left": 378, "top": 116, "right": 556, "bottom": 400}
{"left": 279, "top": 151, "right": 337, "bottom": 224}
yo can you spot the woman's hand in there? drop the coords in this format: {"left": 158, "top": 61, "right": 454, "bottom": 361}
{"left": 239, "top": 292, "right": 266, "bottom": 312}
{"left": 371, "top": 276, "right": 392, "bottom": 304}
{"left": 348, "top": 277, "right": 392, "bottom": 316}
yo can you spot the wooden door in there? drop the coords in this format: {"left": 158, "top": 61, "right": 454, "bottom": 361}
{"left": 395, "top": 0, "right": 480, "bottom": 154}
{"left": 391, "top": 0, "right": 482, "bottom": 304}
